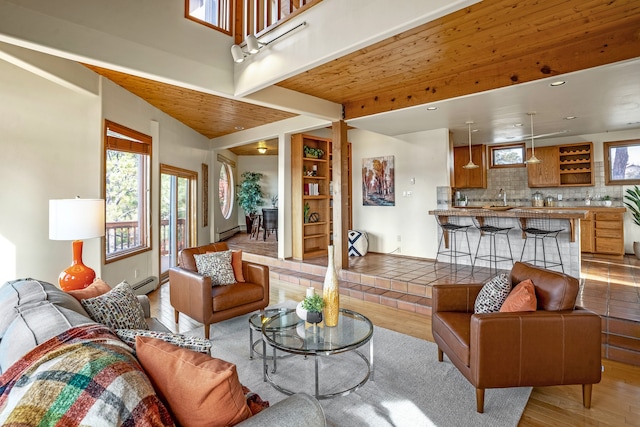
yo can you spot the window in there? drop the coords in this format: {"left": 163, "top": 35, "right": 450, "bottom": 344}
{"left": 219, "top": 162, "right": 234, "bottom": 219}
{"left": 604, "top": 139, "right": 640, "bottom": 185}
{"left": 104, "top": 120, "right": 152, "bottom": 262}
{"left": 490, "top": 143, "right": 525, "bottom": 168}
{"left": 185, "top": 0, "right": 232, "bottom": 35}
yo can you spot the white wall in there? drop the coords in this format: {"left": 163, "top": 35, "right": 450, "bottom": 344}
{"left": 0, "top": 54, "right": 212, "bottom": 287}
{"left": 349, "top": 128, "right": 450, "bottom": 258}
{"left": 235, "top": 155, "right": 279, "bottom": 229}
{"left": 0, "top": 59, "right": 100, "bottom": 284}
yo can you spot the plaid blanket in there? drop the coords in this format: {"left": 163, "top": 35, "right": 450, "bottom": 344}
{"left": 0, "top": 324, "right": 174, "bottom": 426}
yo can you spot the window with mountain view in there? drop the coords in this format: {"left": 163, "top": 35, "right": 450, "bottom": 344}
{"left": 104, "top": 120, "right": 152, "bottom": 262}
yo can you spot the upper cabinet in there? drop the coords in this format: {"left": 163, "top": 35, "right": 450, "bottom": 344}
{"left": 527, "top": 146, "right": 560, "bottom": 187}
{"left": 527, "top": 142, "right": 594, "bottom": 187}
{"left": 453, "top": 145, "right": 487, "bottom": 189}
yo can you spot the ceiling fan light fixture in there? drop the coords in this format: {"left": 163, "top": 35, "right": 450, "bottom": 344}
{"left": 462, "top": 121, "right": 479, "bottom": 169}
{"left": 257, "top": 147, "right": 267, "bottom": 154}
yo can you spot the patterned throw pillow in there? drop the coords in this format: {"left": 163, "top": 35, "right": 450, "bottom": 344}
{"left": 194, "top": 251, "right": 237, "bottom": 286}
{"left": 81, "top": 281, "right": 148, "bottom": 330}
{"left": 116, "top": 329, "right": 212, "bottom": 355}
{"left": 474, "top": 273, "right": 511, "bottom": 314}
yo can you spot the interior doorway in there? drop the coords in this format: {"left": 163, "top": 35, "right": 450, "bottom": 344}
{"left": 160, "top": 164, "right": 197, "bottom": 283}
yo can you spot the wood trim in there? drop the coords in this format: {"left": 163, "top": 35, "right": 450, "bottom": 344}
{"left": 604, "top": 139, "right": 640, "bottom": 185}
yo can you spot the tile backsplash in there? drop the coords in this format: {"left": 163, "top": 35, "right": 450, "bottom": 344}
{"left": 442, "top": 161, "right": 624, "bottom": 207}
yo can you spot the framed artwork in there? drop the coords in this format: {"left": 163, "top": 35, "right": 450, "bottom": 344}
{"left": 202, "top": 163, "right": 209, "bottom": 227}
{"left": 362, "top": 155, "right": 395, "bottom": 206}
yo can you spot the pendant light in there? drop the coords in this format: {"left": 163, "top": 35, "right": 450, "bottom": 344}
{"left": 525, "top": 112, "right": 541, "bottom": 164}
{"left": 462, "top": 121, "right": 479, "bottom": 169}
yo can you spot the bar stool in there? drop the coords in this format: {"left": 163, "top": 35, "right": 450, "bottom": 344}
{"left": 434, "top": 215, "right": 473, "bottom": 269}
{"left": 519, "top": 214, "right": 564, "bottom": 272}
{"left": 471, "top": 216, "right": 514, "bottom": 273}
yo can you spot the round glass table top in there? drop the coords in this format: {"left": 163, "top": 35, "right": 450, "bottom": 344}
{"left": 262, "top": 308, "right": 374, "bottom": 355}
{"left": 249, "top": 308, "right": 299, "bottom": 332}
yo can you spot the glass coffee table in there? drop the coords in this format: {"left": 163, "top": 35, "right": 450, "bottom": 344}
{"left": 261, "top": 308, "right": 374, "bottom": 399}
{"left": 248, "top": 308, "right": 298, "bottom": 360}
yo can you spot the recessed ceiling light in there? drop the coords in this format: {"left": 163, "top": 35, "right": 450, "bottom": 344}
{"left": 514, "top": 123, "right": 523, "bottom": 127}
{"left": 234, "top": 126, "right": 245, "bottom": 131}
{"left": 564, "top": 116, "right": 577, "bottom": 120}
{"left": 426, "top": 106, "right": 438, "bottom": 111}
{"left": 550, "top": 81, "right": 566, "bottom": 87}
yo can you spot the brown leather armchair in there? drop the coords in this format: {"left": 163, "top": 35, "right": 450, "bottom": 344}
{"left": 168, "top": 242, "right": 269, "bottom": 339}
{"left": 432, "top": 262, "right": 602, "bottom": 413}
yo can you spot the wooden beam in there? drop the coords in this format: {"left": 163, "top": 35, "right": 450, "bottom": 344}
{"left": 332, "top": 120, "right": 349, "bottom": 270}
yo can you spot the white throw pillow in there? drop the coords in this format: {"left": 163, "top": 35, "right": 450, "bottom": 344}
{"left": 474, "top": 273, "right": 511, "bottom": 314}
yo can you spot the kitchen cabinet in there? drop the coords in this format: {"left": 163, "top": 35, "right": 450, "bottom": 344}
{"left": 580, "top": 211, "right": 594, "bottom": 253}
{"left": 580, "top": 208, "right": 625, "bottom": 257}
{"left": 527, "top": 146, "right": 560, "bottom": 187}
{"left": 453, "top": 145, "right": 486, "bottom": 189}
{"left": 527, "top": 142, "right": 594, "bottom": 188}
{"left": 559, "top": 142, "right": 594, "bottom": 186}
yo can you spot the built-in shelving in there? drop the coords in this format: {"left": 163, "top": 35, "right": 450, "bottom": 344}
{"left": 558, "top": 142, "right": 593, "bottom": 186}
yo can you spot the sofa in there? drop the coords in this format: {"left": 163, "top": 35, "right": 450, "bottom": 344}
{"left": 169, "top": 242, "right": 269, "bottom": 339}
{"left": 0, "top": 278, "right": 325, "bottom": 426}
{"left": 432, "top": 262, "right": 602, "bottom": 413}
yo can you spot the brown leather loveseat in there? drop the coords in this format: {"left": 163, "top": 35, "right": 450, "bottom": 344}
{"left": 168, "top": 242, "right": 269, "bottom": 339}
{"left": 432, "top": 262, "right": 602, "bottom": 413}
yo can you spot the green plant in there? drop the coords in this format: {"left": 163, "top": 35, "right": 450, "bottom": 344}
{"left": 602, "top": 195, "right": 611, "bottom": 201}
{"left": 303, "top": 202, "right": 310, "bottom": 223}
{"left": 624, "top": 187, "right": 640, "bottom": 226}
{"left": 303, "top": 145, "right": 324, "bottom": 159}
{"left": 236, "top": 172, "right": 264, "bottom": 216}
{"left": 301, "top": 294, "right": 325, "bottom": 313}
{"left": 271, "top": 194, "right": 278, "bottom": 207}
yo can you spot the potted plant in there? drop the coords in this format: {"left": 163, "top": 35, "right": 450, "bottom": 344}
{"left": 301, "top": 294, "right": 325, "bottom": 323}
{"left": 236, "top": 172, "right": 264, "bottom": 233}
{"left": 624, "top": 187, "right": 640, "bottom": 259}
{"left": 602, "top": 195, "right": 612, "bottom": 207}
{"left": 303, "top": 145, "right": 324, "bottom": 159}
{"left": 271, "top": 194, "right": 278, "bottom": 208}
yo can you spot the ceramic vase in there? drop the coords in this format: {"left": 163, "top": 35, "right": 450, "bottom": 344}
{"left": 323, "top": 245, "right": 340, "bottom": 327}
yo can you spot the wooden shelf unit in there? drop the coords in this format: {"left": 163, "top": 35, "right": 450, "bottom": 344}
{"left": 292, "top": 134, "right": 332, "bottom": 260}
{"left": 558, "top": 142, "right": 594, "bottom": 186}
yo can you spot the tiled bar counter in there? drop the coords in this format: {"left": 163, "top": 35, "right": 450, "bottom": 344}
{"left": 428, "top": 207, "right": 589, "bottom": 278}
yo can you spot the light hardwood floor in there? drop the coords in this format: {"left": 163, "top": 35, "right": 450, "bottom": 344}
{"left": 149, "top": 277, "right": 640, "bottom": 426}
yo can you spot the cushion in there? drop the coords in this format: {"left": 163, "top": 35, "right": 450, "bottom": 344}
{"left": 194, "top": 250, "right": 237, "bottom": 286}
{"left": 0, "top": 301, "right": 94, "bottom": 373}
{"left": 115, "top": 329, "right": 212, "bottom": 354}
{"left": 510, "top": 261, "right": 578, "bottom": 310}
{"left": 0, "top": 278, "right": 90, "bottom": 340}
{"left": 500, "top": 279, "right": 537, "bottom": 312}
{"left": 232, "top": 250, "right": 245, "bottom": 282}
{"left": 474, "top": 273, "right": 511, "bottom": 314}
{"left": 67, "top": 278, "right": 112, "bottom": 301}
{"left": 348, "top": 230, "right": 369, "bottom": 256}
{"left": 81, "top": 281, "right": 148, "bottom": 330}
{"left": 136, "top": 336, "right": 252, "bottom": 427}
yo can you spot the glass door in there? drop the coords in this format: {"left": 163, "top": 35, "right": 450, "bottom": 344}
{"left": 160, "top": 164, "right": 197, "bottom": 283}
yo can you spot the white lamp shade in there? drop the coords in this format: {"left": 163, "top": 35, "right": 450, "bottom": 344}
{"left": 49, "top": 199, "right": 105, "bottom": 240}
{"left": 231, "top": 44, "right": 245, "bottom": 63}
{"left": 246, "top": 35, "right": 260, "bottom": 54}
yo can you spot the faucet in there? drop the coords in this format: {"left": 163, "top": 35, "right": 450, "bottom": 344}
{"left": 498, "top": 188, "right": 507, "bottom": 206}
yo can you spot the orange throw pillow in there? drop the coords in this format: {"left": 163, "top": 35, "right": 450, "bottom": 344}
{"left": 232, "top": 250, "right": 245, "bottom": 282}
{"left": 66, "top": 278, "right": 111, "bottom": 301}
{"left": 500, "top": 279, "right": 537, "bottom": 312}
{"left": 135, "top": 336, "right": 252, "bottom": 427}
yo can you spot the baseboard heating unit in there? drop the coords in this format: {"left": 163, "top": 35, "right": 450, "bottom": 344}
{"left": 217, "top": 226, "right": 240, "bottom": 241}
{"left": 131, "top": 276, "right": 158, "bottom": 295}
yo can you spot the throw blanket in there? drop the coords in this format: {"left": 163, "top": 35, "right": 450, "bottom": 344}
{"left": 0, "top": 324, "right": 174, "bottom": 426}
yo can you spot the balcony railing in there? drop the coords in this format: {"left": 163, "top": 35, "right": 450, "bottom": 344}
{"left": 237, "top": 0, "right": 321, "bottom": 43}
{"left": 106, "top": 219, "right": 185, "bottom": 256}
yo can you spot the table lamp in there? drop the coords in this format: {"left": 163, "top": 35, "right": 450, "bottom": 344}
{"left": 49, "top": 198, "right": 105, "bottom": 291}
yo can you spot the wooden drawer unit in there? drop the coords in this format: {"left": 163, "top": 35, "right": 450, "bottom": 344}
{"left": 593, "top": 211, "right": 624, "bottom": 256}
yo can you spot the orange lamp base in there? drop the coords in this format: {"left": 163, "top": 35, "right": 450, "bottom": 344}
{"left": 58, "top": 240, "right": 96, "bottom": 291}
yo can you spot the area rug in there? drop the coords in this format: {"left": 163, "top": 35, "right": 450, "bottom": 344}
{"left": 185, "top": 306, "right": 531, "bottom": 427}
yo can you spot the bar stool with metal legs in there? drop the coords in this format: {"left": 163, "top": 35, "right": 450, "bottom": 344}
{"left": 471, "top": 216, "right": 514, "bottom": 274}
{"left": 518, "top": 214, "right": 564, "bottom": 272}
{"left": 434, "top": 215, "right": 473, "bottom": 269}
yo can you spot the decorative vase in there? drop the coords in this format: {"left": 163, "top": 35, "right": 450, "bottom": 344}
{"left": 306, "top": 311, "right": 323, "bottom": 324}
{"left": 323, "top": 245, "right": 340, "bottom": 327}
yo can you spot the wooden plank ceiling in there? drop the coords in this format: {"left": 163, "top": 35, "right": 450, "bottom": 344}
{"left": 278, "top": 0, "right": 640, "bottom": 120}
{"left": 87, "top": 0, "right": 640, "bottom": 143}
